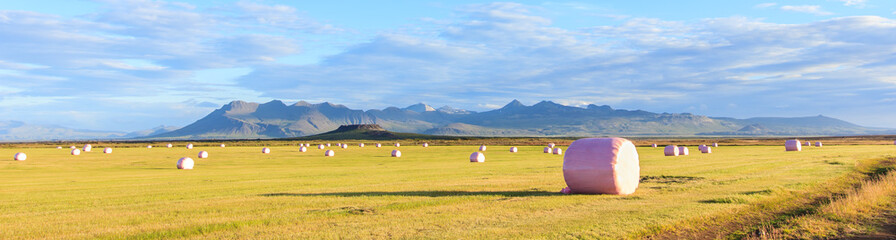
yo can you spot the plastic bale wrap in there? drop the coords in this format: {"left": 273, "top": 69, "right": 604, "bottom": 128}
{"left": 664, "top": 145, "right": 679, "bottom": 156}
{"left": 470, "top": 152, "right": 485, "bottom": 162}
{"left": 562, "top": 138, "right": 640, "bottom": 195}
{"left": 785, "top": 139, "right": 802, "bottom": 151}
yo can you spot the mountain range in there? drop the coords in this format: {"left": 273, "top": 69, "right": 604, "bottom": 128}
{"left": 147, "top": 100, "right": 890, "bottom": 139}
{"left": 0, "top": 121, "right": 178, "bottom": 141}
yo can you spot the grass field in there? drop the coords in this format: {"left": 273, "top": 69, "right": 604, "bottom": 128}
{"left": 1, "top": 143, "right": 894, "bottom": 239}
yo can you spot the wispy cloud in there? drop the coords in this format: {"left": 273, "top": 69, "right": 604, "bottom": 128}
{"left": 754, "top": 3, "right": 777, "bottom": 8}
{"left": 838, "top": 0, "right": 866, "bottom": 7}
{"left": 780, "top": 5, "right": 833, "bottom": 15}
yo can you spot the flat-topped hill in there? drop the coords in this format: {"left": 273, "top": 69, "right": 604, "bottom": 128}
{"left": 290, "top": 124, "right": 461, "bottom": 140}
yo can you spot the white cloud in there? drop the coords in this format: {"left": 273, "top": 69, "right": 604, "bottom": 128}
{"left": 780, "top": 5, "right": 833, "bottom": 15}
{"left": 838, "top": 0, "right": 866, "bottom": 7}
{"left": 754, "top": 3, "right": 777, "bottom": 8}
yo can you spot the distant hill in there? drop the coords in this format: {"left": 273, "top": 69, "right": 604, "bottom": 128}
{"left": 0, "top": 121, "right": 178, "bottom": 141}
{"left": 145, "top": 99, "right": 890, "bottom": 139}
{"left": 291, "top": 124, "right": 460, "bottom": 140}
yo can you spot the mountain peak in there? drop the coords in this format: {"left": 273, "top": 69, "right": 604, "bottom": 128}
{"left": 292, "top": 100, "right": 312, "bottom": 107}
{"left": 501, "top": 99, "right": 525, "bottom": 109}
{"left": 403, "top": 103, "right": 436, "bottom": 113}
{"left": 436, "top": 105, "right": 473, "bottom": 114}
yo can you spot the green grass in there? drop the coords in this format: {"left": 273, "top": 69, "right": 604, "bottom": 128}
{"left": 0, "top": 144, "right": 894, "bottom": 239}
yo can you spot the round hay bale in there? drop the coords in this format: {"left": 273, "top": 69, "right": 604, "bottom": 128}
{"left": 553, "top": 148, "right": 563, "bottom": 155}
{"left": 509, "top": 147, "right": 518, "bottom": 153}
{"left": 664, "top": 145, "right": 679, "bottom": 156}
{"left": 470, "top": 152, "right": 485, "bottom": 162}
{"left": 698, "top": 145, "right": 707, "bottom": 151}
{"left": 804, "top": 141, "right": 811, "bottom": 146}
{"left": 479, "top": 145, "right": 487, "bottom": 151}
{"left": 324, "top": 150, "right": 335, "bottom": 157}
{"left": 147, "top": 145, "right": 153, "bottom": 148}
{"left": 341, "top": 144, "right": 348, "bottom": 149}
{"left": 376, "top": 143, "right": 382, "bottom": 148}
{"left": 103, "top": 147, "right": 112, "bottom": 154}
{"left": 186, "top": 144, "right": 193, "bottom": 149}
{"left": 651, "top": 144, "right": 657, "bottom": 148}
{"left": 326, "top": 143, "right": 331, "bottom": 147}
{"left": 701, "top": 146, "right": 711, "bottom": 154}
{"left": 83, "top": 144, "right": 92, "bottom": 152}
{"left": 562, "top": 137, "right": 640, "bottom": 195}
{"left": 544, "top": 147, "right": 552, "bottom": 153}
{"left": 262, "top": 147, "right": 271, "bottom": 154}
{"left": 166, "top": 144, "right": 172, "bottom": 148}
{"left": 394, "top": 143, "right": 400, "bottom": 147}
{"left": 71, "top": 149, "right": 81, "bottom": 155}
{"left": 70, "top": 146, "right": 76, "bottom": 149}
{"left": 678, "top": 146, "right": 689, "bottom": 156}
{"left": 198, "top": 151, "right": 209, "bottom": 159}
{"left": 177, "top": 157, "right": 194, "bottom": 170}
{"left": 299, "top": 146, "right": 307, "bottom": 152}
{"left": 422, "top": 143, "right": 429, "bottom": 147}
{"left": 318, "top": 144, "right": 325, "bottom": 149}
{"left": 57, "top": 146, "right": 62, "bottom": 149}
{"left": 815, "top": 141, "right": 822, "bottom": 147}
{"left": 14, "top": 152, "right": 26, "bottom": 161}
{"left": 359, "top": 143, "right": 365, "bottom": 147}
{"left": 548, "top": 143, "right": 556, "bottom": 148}
{"left": 220, "top": 144, "right": 226, "bottom": 148}
{"left": 713, "top": 143, "right": 719, "bottom": 147}
{"left": 785, "top": 139, "right": 802, "bottom": 151}
{"left": 391, "top": 150, "right": 401, "bottom": 157}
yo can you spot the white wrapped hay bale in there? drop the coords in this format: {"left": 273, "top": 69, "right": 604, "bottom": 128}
{"left": 262, "top": 147, "right": 271, "bottom": 154}
{"left": 544, "top": 147, "right": 552, "bottom": 153}
{"left": 326, "top": 143, "right": 331, "bottom": 147}
{"left": 698, "top": 145, "right": 707, "bottom": 152}
{"left": 318, "top": 144, "right": 325, "bottom": 149}
{"left": 479, "top": 145, "right": 487, "bottom": 151}
{"left": 71, "top": 149, "right": 81, "bottom": 155}
{"left": 198, "top": 151, "right": 209, "bottom": 159}
{"left": 815, "top": 141, "right": 822, "bottom": 147}
{"left": 713, "top": 143, "right": 719, "bottom": 147}
{"left": 664, "top": 145, "right": 679, "bottom": 156}
{"left": 83, "top": 144, "right": 92, "bottom": 152}
{"left": 220, "top": 144, "right": 226, "bottom": 148}
{"left": 186, "top": 144, "right": 193, "bottom": 149}
{"left": 470, "top": 152, "right": 485, "bottom": 162}
{"left": 422, "top": 143, "right": 429, "bottom": 147}
{"left": 785, "top": 139, "right": 802, "bottom": 151}
{"left": 70, "top": 146, "right": 76, "bottom": 149}
{"left": 103, "top": 147, "right": 112, "bottom": 154}
{"left": 376, "top": 143, "right": 382, "bottom": 148}
{"left": 678, "top": 146, "right": 689, "bottom": 156}
{"left": 359, "top": 143, "right": 365, "bottom": 147}
{"left": 324, "top": 150, "right": 335, "bottom": 157}
{"left": 341, "top": 144, "right": 348, "bottom": 149}
{"left": 701, "top": 146, "right": 711, "bottom": 154}
{"left": 391, "top": 150, "right": 401, "bottom": 157}
{"left": 166, "top": 144, "right": 172, "bottom": 148}
{"left": 14, "top": 152, "right": 26, "bottom": 161}
{"left": 651, "top": 144, "right": 657, "bottom": 148}
{"left": 394, "top": 143, "right": 400, "bottom": 147}
{"left": 562, "top": 137, "right": 640, "bottom": 195}
{"left": 548, "top": 143, "right": 556, "bottom": 148}
{"left": 299, "top": 146, "right": 307, "bottom": 152}
{"left": 57, "top": 146, "right": 62, "bottom": 149}
{"left": 804, "top": 141, "right": 811, "bottom": 146}
{"left": 509, "top": 147, "right": 518, "bottom": 153}
{"left": 177, "top": 157, "right": 194, "bottom": 170}
{"left": 147, "top": 145, "right": 153, "bottom": 148}
{"left": 553, "top": 148, "right": 563, "bottom": 155}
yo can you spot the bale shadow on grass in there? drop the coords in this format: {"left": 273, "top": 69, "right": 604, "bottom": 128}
{"left": 260, "top": 190, "right": 558, "bottom": 197}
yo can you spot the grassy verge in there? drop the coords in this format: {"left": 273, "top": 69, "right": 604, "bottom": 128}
{"left": 642, "top": 156, "right": 896, "bottom": 239}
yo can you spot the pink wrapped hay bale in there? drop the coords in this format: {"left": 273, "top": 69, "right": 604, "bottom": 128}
{"left": 509, "top": 147, "right": 518, "bottom": 153}
{"left": 651, "top": 144, "right": 657, "bottom": 148}
{"left": 83, "top": 144, "right": 92, "bottom": 152}
{"left": 713, "top": 143, "right": 719, "bottom": 147}
{"left": 186, "top": 144, "right": 193, "bottom": 149}
{"left": 479, "top": 145, "right": 487, "bottom": 151}
{"left": 543, "top": 147, "right": 552, "bottom": 153}
{"left": 177, "top": 157, "right": 194, "bottom": 169}
{"left": 198, "top": 151, "right": 209, "bottom": 159}
{"left": 548, "top": 143, "right": 556, "bottom": 148}
{"left": 359, "top": 143, "right": 365, "bottom": 147}
{"left": 103, "top": 147, "right": 113, "bottom": 154}
{"left": 324, "top": 150, "right": 335, "bottom": 157}
{"left": 664, "top": 145, "right": 679, "bottom": 156}
{"left": 376, "top": 143, "right": 382, "bottom": 148}
{"left": 422, "top": 143, "right": 429, "bottom": 147}
{"left": 470, "top": 152, "right": 485, "bottom": 162}
{"left": 71, "top": 149, "right": 81, "bottom": 155}
{"left": 553, "top": 148, "right": 563, "bottom": 155}
{"left": 14, "top": 152, "right": 26, "bottom": 161}
{"left": 815, "top": 142, "right": 822, "bottom": 147}
{"left": 701, "top": 146, "right": 711, "bottom": 154}
{"left": 261, "top": 147, "right": 271, "bottom": 154}
{"left": 562, "top": 138, "right": 640, "bottom": 195}
{"left": 299, "top": 146, "right": 307, "bottom": 152}
{"left": 391, "top": 150, "right": 401, "bottom": 157}
{"left": 318, "top": 144, "right": 325, "bottom": 149}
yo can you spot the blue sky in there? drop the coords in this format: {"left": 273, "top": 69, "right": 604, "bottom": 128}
{"left": 2, "top": 0, "right": 896, "bottom": 131}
